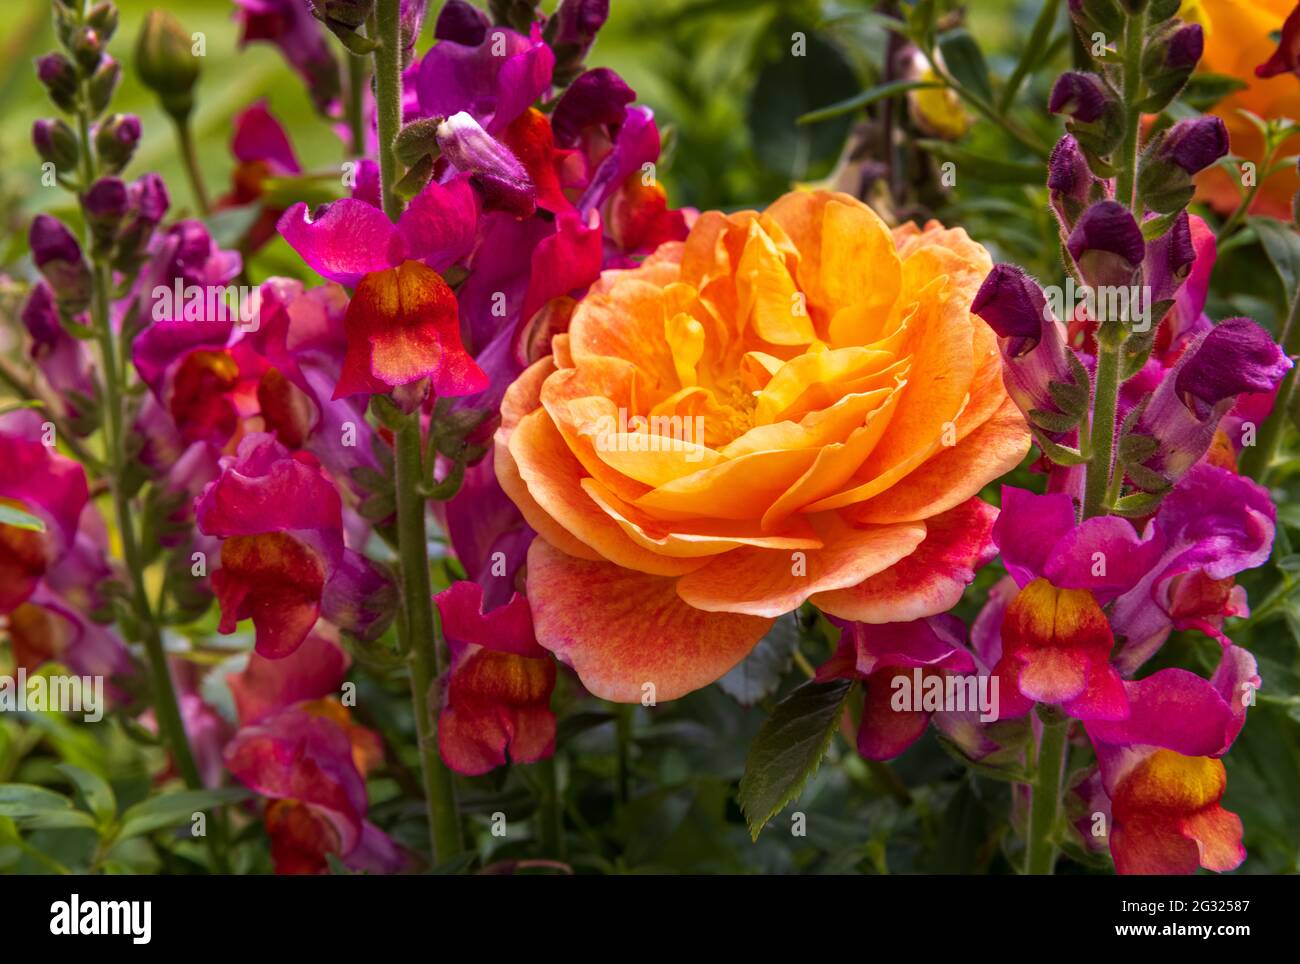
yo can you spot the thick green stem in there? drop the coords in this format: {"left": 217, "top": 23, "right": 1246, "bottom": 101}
{"left": 1083, "top": 324, "right": 1122, "bottom": 518}
{"left": 173, "top": 117, "right": 210, "bottom": 216}
{"left": 1114, "top": 12, "right": 1145, "bottom": 212}
{"left": 1240, "top": 288, "right": 1300, "bottom": 480}
{"left": 371, "top": 0, "right": 404, "bottom": 221}
{"left": 1024, "top": 706, "right": 1069, "bottom": 875}
{"left": 394, "top": 414, "right": 463, "bottom": 864}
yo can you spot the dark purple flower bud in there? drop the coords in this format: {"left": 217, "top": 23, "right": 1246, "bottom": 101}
{"left": 130, "top": 172, "right": 171, "bottom": 224}
{"left": 1133, "top": 318, "right": 1292, "bottom": 487}
{"left": 1143, "top": 210, "right": 1195, "bottom": 304}
{"left": 434, "top": 0, "right": 489, "bottom": 45}
{"left": 1067, "top": 201, "right": 1145, "bottom": 289}
{"left": 436, "top": 111, "right": 536, "bottom": 218}
{"left": 1049, "top": 72, "right": 1110, "bottom": 123}
{"left": 29, "top": 214, "right": 92, "bottom": 315}
{"left": 36, "top": 52, "right": 79, "bottom": 111}
{"left": 87, "top": 1, "right": 119, "bottom": 42}
{"left": 85, "top": 177, "right": 129, "bottom": 248}
{"left": 94, "top": 113, "right": 142, "bottom": 173}
{"left": 1164, "top": 22, "right": 1204, "bottom": 70}
{"left": 113, "top": 173, "right": 171, "bottom": 271}
{"left": 32, "top": 118, "right": 79, "bottom": 171}
{"left": 550, "top": 0, "right": 610, "bottom": 48}
{"left": 972, "top": 264, "right": 1051, "bottom": 342}
{"left": 1160, "top": 116, "right": 1229, "bottom": 175}
{"left": 973, "top": 264, "right": 1079, "bottom": 437}
{"left": 1048, "top": 134, "right": 1107, "bottom": 231}
{"left": 21, "top": 282, "right": 61, "bottom": 343}
{"left": 551, "top": 67, "right": 635, "bottom": 146}
{"left": 29, "top": 213, "right": 82, "bottom": 268}
{"left": 1175, "top": 318, "right": 1292, "bottom": 416}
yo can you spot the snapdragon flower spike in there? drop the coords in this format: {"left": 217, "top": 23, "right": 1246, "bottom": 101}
{"left": 1081, "top": 648, "right": 1257, "bottom": 874}
{"left": 1130, "top": 318, "right": 1291, "bottom": 488}
{"left": 0, "top": 424, "right": 89, "bottom": 614}
{"left": 433, "top": 581, "right": 556, "bottom": 775}
{"left": 971, "top": 264, "right": 1080, "bottom": 440}
{"left": 195, "top": 433, "right": 389, "bottom": 658}
{"left": 416, "top": 22, "right": 554, "bottom": 135}
{"left": 816, "top": 615, "right": 976, "bottom": 760}
{"left": 435, "top": 110, "right": 537, "bottom": 217}
{"left": 1066, "top": 200, "right": 1145, "bottom": 292}
{"left": 1256, "top": 1, "right": 1300, "bottom": 78}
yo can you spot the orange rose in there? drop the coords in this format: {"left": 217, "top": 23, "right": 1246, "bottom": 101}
{"left": 496, "top": 190, "right": 1029, "bottom": 702}
{"left": 1187, "top": 0, "right": 1300, "bottom": 217}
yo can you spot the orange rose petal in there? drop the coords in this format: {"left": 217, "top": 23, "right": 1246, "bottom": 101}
{"left": 568, "top": 277, "right": 682, "bottom": 387}
{"left": 819, "top": 198, "right": 901, "bottom": 322}
{"left": 592, "top": 434, "right": 725, "bottom": 487}
{"left": 499, "top": 356, "right": 556, "bottom": 436}
{"left": 508, "top": 409, "right": 707, "bottom": 575}
{"left": 724, "top": 386, "right": 892, "bottom": 459}
{"left": 674, "top": 515, "right": 926, "bottom": 617}
{"left": 527, "top": 538, "right": 772, "bottom": 702}
{"left": 848, "top": 394, "right": 1029, "bottom": 525}
{"left": 581, "top": 477, "right": 823, "bottom": 558}
{"left": 494, "top": 425, "right": 601, "bottom": 562}
{"left": 813, "top": 497, "right": 997, "bottom": 622}
{"left": 735, "top": 219, "right": 816, "bottom": 345}
{"left": 632, "top": 446, "right": 820, "bottom": 522}
{"left": 752, "top": 347, "right": 896, "bottom": 425}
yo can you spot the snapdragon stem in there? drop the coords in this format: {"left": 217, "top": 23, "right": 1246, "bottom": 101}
{"left": 394, "top": 414, "right": 463, "bottom": 864}
{"left": 372, "top": 0, "right": 463, "bottom": 864}
{"left": 75, "top": 52, "right": 226, "bottom": 870}
{"left": 173, "top": 117, "right": 210, "bottom": 216}
{"left": 1024, "top": 706, "right": 1069, "bottom": 875}
{"left": 1082, "top": 323, "right": 1122, "bottom": 519}
{"left": 1240, "top": 284, "right": 1300, "bottom": 480}
{"left": 1114, "top": 12, "right": 1145, "bottom": 212}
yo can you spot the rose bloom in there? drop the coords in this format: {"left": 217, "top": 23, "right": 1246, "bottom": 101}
{"left": 1185, "top": 0, "right": 1300, "bottom": 217}
{"left": 497, "top": 189, "right": 1029, "bottom": 701}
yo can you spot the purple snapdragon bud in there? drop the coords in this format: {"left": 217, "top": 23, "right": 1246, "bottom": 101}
{"left": 551, "top": 67, "right": 635, "bottom": 146}
{"left": 1048, "top": 134, "right": 1107, "bottom": 230}
{"left": 973, "top": 264, "right": 1082, "bottom": 438}
{"left": 435, "top": 111, "right": 536, "bottom": 218}
{"left": 545, "top": 0, "right": 611, "bottom": 83}
{"left": 94, "top": 113, "right": 142, "bottom": 173}
{"left": 1140, "top": 21, "right": 1204, "bottom": 112}
{"left": 86, "top": 55, "right": 121, "bottom": 116}
{"left": 113, "top": 173, "right": 171, "bottom": 271}
{"left": 1164, "top": 22, "right": 1204, "bottom": 70}
{"left": 434, "top": 0, "right": 489, "bottom": 45}
{"left": 1132, "top": 318, "right": 1292, "bottom": 487}
{"left": 1049, "top": 72, "right": 1110, "bottom": 123}
{"left": 33, "top": 118, "right": 79, "bottom": 171}
{"left": 1143, "top": 210, "right": 1195, "bottom": 305}
{"left": 1174, "top": 318, "right": 1293, "bottom": 417}
{"left": 1067, "top": 201, "right": 1145, "bottom": 290}
{"left": 36, "top": 52, "right": 79, "bottom": 112}
{"left": 1161, "top": 116, "right": 1230, "bottom": 175}
{"left": 85, "top": 177, "right": 129, "bottom": 250}
{"left": 70, "top": 25, "right": 105, "bottom": 73}
{"left": 29, "top": 214, "right": 92, "bottom": 316}
{"left": 973, "top": 264, "right": 1050, "bottom": 342}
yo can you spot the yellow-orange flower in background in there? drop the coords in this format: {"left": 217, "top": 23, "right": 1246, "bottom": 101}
{"left": 1187, "top": 0, "right": 1300, "bottom": 217}
{"left": 496, "top": 189, "right": 1029, "bottom": 702}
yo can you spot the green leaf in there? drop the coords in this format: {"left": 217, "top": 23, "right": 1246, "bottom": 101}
{"left": 937, "top": 29, "right": 993, "bottom": 105}
{"left": 738, "top": 678, "right": 852, "bottom": 840}
{"left": 0, "top": 503, "right": 45, "bottom": 533}
{"left": 1180, "top": 73, "right": 1250, "bottom": 111}
{"left": 0, "top": 783, "right": 76, "bottom": 818}
{"left": 916, "top": 140, "right": 1044, "bottom": 184}
{"left": 116, "top": 788, "right": 250, "bottom": 841}
{"left": 1251, "top": 216, "right": 1300, "bottom": 301}
{"left": 798, "top": 80, "right": 942, "bottom": 125}
{"left": 55, "top": 764, "right": 116, "bottom": 827}
{"left": 717, "top": 612, "right": 801, "bottom": 706}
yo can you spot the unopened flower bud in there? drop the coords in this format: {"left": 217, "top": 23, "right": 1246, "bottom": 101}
{"left": 436, "top": 111, "right": 536, "bottom": 218}
{"left": 29, "top": 214, "right": 92, "bottom": 316}
{"left": 435, "top": 0, "right": 490, "bottom": 44}
{"left": 1048, "top": 134, "right": 1107, "bottom": 231}
{"left": 94, "top": 113, "right": 141, "bottom": 173}
{"left": 36, "top": 52, "right": 79, "bottom": 112}
{"left": 394, "top": 117, "right": 442, "bottom": 167}
{"left": 1137, "top": 116, "right": 1228, "bottom": 214}
{"left": 311, "top": 0, "right": 380, "bottom": 56}
{"left": 545, "top": 0, "right": 610, "bottom": 84}
{"left": 32, "top": 118, "right": 79, "bottom": 172}
{"left": 1139, "top": 21, "right": 1203, "bottom": 112}
{"left": 136, "top": 10, "right": 199, "bottom": 121}
{"left": 1067, "top": 0, "right": 1123, "bottom": 41}
{"left": 70, "top": 25, "right": 104, "bottom": 74}
{"left": 85, "top": 177, "right": 129, "bottom": 252}
{"left": 113, "top": 173, "right": 170, "bottom": 272}
{"left": 1048, "top": 72, "right": 1122, "bottom": 156}
{"left": 86, "top": 55, "right": 121, "bottom": 117}
{"left": 86, "top": 2, "right": 120, "bottom": 43}
{"left": 1067, "top": 201, "right": 1145, "bottom": 290}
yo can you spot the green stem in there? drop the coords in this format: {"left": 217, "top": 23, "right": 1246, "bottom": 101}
{"left": 1082, "top": 324, "right": 1122, "bottom": 518}
{"left": 1114, "top": 11, "right": 1145, "bottom": 211}
{"left": 371, "top": 0, "right": 404, "bottom": 221}
{"left": 614, "top": 703, "right": 633, "bottom": 804}
{"left": 1240, "top": 286, "right": 1300, "bottom": 480}
{"left": 173, "top": 117, "right": 210, "bottom": 216}
{"left": 346, "top": 50, "right": 369, "bottom": 158}
{"left": 997, "top": 0, "right": 1061, "bottom": 115}
{"left": 394, "top": 414, "right": 463, "bottom": 864}
{"left": 536, "top": 756, "right": 565, "bottom": 859}
{"left": 1024, "top": 706, "right": 1069, "bottom": 875}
